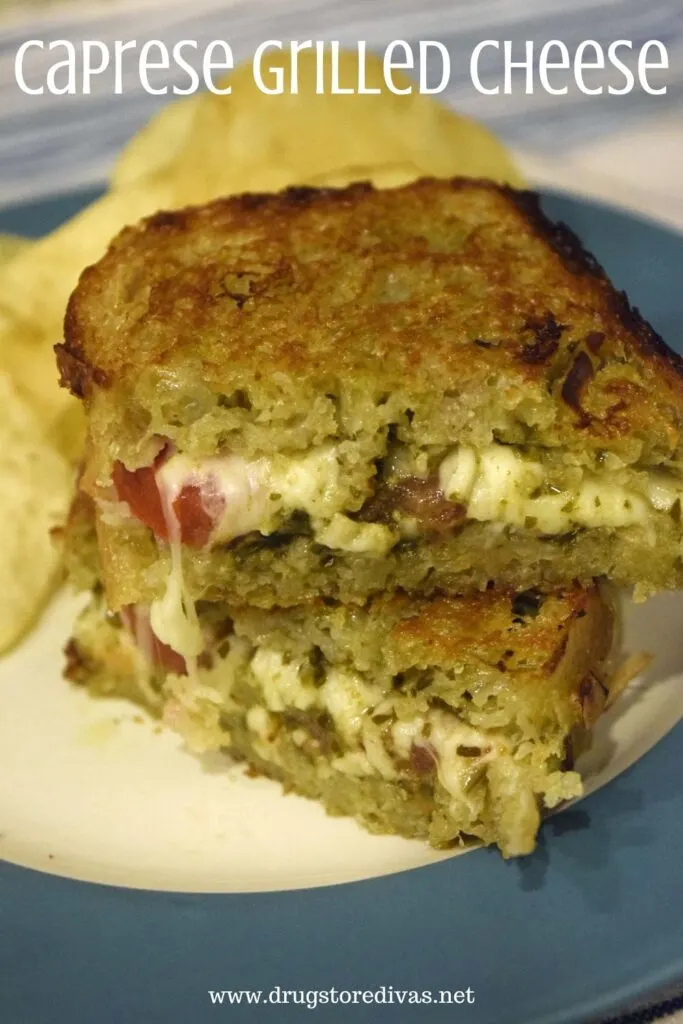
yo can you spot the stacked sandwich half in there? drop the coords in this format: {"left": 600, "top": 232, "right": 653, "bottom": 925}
{"left": 56, "top": 179, "right": 683, "bottom": 856}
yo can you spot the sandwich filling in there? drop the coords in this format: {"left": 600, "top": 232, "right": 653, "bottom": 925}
{"left": 108, "top": 438, "right": 683, "bottom": 556}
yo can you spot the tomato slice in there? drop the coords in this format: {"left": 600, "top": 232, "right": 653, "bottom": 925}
{"left": 113, "top": 449, "right": 170, "bottom": 540}
{"left": 171, "top": 484, "right": 214, "bottom": 548}
{"left": 150, "top": 634, "right": 188, "bottom": 676}
{"left": 113, "top": 449, "right": 216, "bottom": 549}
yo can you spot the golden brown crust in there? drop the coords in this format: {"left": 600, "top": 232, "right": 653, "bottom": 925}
{"left": 384, "top": 584, "right": 609, "bottom": 679}
{"left": 505, "top": 188, "right": 683, "bottom": 380}
{"left": 57, "top": 177, "right": 683, "bottom": 464}
{"left": 58, "top": 300, "right": 110, "bottom": 399}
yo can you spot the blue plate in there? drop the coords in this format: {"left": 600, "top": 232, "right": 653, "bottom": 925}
{"left": 1, "top": 189, "right": 683, "bottom": 1024}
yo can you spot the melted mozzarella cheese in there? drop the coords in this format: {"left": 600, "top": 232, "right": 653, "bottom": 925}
{"left": 331, "top": 750, "right": 376, "bottom": 777}
{"left": 440, "top": 443, "right": 668, "bottom": 534}
{"left": 246, "top": 705, "right": 276, "bottom": 743}
{"left": 149, "top": 469, "right": 204, "bottom": 675}
{"left": 318, "top": 668, "right": 382, "bottom": 742}
{"left": 466, "top": 446, "right": 543, "bottom": 526}
{"left": 242, "top": 653, "right": 510, "bottom": 788}
{"left": 428, "top": 711, "right": 496, "bottom": 795}
{"left": 360, "top": 722, "right": 397, "bottom": 779}
{"left": 269, "top": 446, "right": 341, "bottom": 518}
{"left": 391, "top": 717, "right": 426, "bottom": 759}
{"left": 156, "top": 453, "right": 271, "bottom": 543}
{"left": 314, "top": 514, "right": 395, "bottom": 555}
{"left": 250, "top": 648, "right": 316, "bottom": 712}
{"left": 574, "top": 478, "right": 648, "bottom": 529}
{"left": 155, "top": 445, "right": 347, "bottom": 547}
{"left": 147, "top": 445, "right": 353, "bottom": 675}
{"left": 149, "top": 556, "right": 204, "bottom": 665}
{"left": 647, "top": 472, "right": 683, "bottom": 512}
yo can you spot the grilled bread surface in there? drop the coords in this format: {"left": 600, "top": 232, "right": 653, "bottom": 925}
{"left": 58, "top": 178, "right": 683, "bottom": 468}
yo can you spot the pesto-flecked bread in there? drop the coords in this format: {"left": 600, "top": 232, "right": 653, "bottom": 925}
{"left": 56, "top": 178, "right": 683, "bottom": 618}
{"left": 65, "top": 581, "right": 615, "bottom": 858}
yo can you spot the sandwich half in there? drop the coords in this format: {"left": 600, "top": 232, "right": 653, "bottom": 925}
{"left": 56, "top": 178, "right": 683, "bottom": 624}
{"left": 65, "top": 572, "right": 615, "bottom": 858}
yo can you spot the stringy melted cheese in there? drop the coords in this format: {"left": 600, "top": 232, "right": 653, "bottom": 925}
{"left": 149, "top": 469, "right": 204, "bottom": 676}
{"left": 153, "top": 440, "right": 678, "bottom": 560}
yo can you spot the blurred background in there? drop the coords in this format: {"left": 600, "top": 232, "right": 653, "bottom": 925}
{"left": 0, "top": 0, "right": 682, "bottom": 222}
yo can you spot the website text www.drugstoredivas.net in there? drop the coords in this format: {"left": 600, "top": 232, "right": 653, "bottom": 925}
{"left": 208, "top": 985, "right": 477, "bottom": 1009}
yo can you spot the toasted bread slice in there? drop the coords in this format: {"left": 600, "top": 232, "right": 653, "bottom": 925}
{"left": 58, "top": 178, "right": 682, "bottom": 461}
{"left": 57, "top": 178, "right": 683, "bottom": 606}
{"left": 65, "top": 580, "right": 615, "bottom": 857}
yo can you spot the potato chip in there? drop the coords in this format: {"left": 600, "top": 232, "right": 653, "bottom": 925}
{"left": 0, "top": 369, "right": 73, "bottom": 652}
{"left": 0, "top": 178, "right": 175, "bottom": 341}
{"left": 0, "top": 180, "right": 176, "bottom": 461}
{"left": 52, "top": 403, "right": 87, "bottom": 466}
{"left": 111, "top": 96, "right": 200, "bottom": 191}
{"left": 0, "top": 310, "right": 88, "bottom": 457}
{"left": 308, "top": 162, "right": 424, "bottom": 189}
{"left": 0, "top": 316, "right": 76, "bottom": 430}
{"left": 0, "top": 233, "right": 30, "bottom": 266}
{"left": 162, "top": 50, "right": 523, "bottom": 206}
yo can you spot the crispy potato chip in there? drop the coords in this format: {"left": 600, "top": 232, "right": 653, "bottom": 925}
{"left": 0, "top": 312, "right": 86, "bottom": 460}
{"left": 308, "top": 162, "right": 424, "bottom": 189}
{"left": 111, "top": 97, "right": 200, "bottom": 191}
{"left": 0, "top": 178, "right": 176, "bottom": 340}
{"left": 162, "top": 50, "right": 523, "bottom": 206}
{"left": 52, "top": 403, "right": 87, "bottom": 466}
{"left": 0, "top": 370, "right": 73, "bottom": 652}
{"left": 0, "top": 181, "right": 176, "bottom": 457}
{"left": 0, "top": 233, "right": 30, "bottom": 266}
{"left": 0, "top": 316, "right": 76, "bottom": 430}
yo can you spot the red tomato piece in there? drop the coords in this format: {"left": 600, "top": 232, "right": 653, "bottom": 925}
{"left": 113, "top": 449, "right": 170, "bottom": 540}
{"left": 152, "top": 635, "right": 188, "bottom": 676}
{"left": 113, "top": 450, "right": 218, "bottom": 549}
{"left": 171, "top": 484, "right": 215, "bottom": 548}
